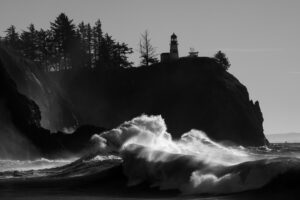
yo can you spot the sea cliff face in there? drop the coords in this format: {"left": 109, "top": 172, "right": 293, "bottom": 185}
{"left": 50, "top": 57, "right": 268, "bottom": 146}
{"left": 0, "top": 46, "right": 268, "bottom": 150}
{"left": 0, "top": 47, "right": 77, "bottom": 132}
{"left": 0, "top": 51, "right": 104, "bottom": 158}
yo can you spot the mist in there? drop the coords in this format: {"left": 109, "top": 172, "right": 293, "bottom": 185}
{"left": 0, "top": 101, "right": 39, "bottom": 160}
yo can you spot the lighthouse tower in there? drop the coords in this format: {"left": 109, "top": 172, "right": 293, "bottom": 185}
{"left": 170, "top": 33, "right": 179, "bottom": 60}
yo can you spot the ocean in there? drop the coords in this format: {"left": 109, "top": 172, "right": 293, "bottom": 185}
{"left": 1, "top": 115, "right": 300, "bottom": 200}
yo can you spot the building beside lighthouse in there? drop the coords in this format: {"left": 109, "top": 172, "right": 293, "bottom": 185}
{"left": 160, "top": 33, "right": 179, "bottom": 62}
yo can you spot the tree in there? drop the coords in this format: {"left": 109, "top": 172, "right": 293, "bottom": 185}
{"left": 112, "top": 42, "right": 133, "bottom": 68}
{"left": 36, "top": 29, "right": 52, "bottom": 68}
{"left": 214, "top": 50, "right": 231, "bottom": 70}
{"left": 20, "top": 24, "right": 37, "bottom": 60}
{"left": 92, "top": 19, "right": 103, "bottom": 67}
{"left": 139, "top": 30, "right": 158, "bottom": 67}
{"left": 43, "top": 29, "right": 60, "bottom": 71}
{"left": 50, "top": 13, "right": 76, "bottom": 70}
{"left": 85, "top": 23, "right": 93, "bottom": 67}
{"left": 77, "top": 22, "right": 93, "bottom": 67}
{"left": 76, "top": 22, "right": 88, "bottom": 68}
{"left": 100, "top": 33, "right": 115, "bottom": 66}
{"left": 4, "top": 25, "right": 20, "bottom": 50}
{"left": 0, "top": 14, "right": 133, "bottom": 71}
{"left": 78, "top": 22, "right": 86, "bottom": 42}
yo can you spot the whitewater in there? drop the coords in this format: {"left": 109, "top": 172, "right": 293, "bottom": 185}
{"left": 1, "top": 115, "right": 300, "bottom": 199}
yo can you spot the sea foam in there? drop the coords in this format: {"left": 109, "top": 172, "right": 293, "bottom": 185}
{"left": 91, "top": 114, "right": 300, "bottom": 194}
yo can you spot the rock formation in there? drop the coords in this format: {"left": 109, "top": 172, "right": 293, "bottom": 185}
{"left": 49, "top": 57, "right": 268, "bottom": 146}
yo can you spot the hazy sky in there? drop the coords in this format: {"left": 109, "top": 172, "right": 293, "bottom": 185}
{"left": 1, "top": 0, "right": 300, "bottom": 135}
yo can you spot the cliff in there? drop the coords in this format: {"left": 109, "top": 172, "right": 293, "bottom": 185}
{"left": 49, "top": 57, "right": 268, "bottom": 146}
{"left": 0, "top": 53, "right": 104, "bottom": 159}
{"left": 0, "top": 44, "right": 268, "bottom": 149}
{"left": 0, "top": 47, "right": 77, "bottom": 131}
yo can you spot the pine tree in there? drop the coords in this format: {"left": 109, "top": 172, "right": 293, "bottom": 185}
{"left": 92, "top": 19, "right": 103, "bottom": 67}
{"left": 78, "top": 22, "right": 86, "bottom": 41}
{"left": 20, "top": 24, "right": 37, "bottom": 60}
{"left": 112, "top": 42, "right": 133, "bottom": 68}
{"left": 86, "top": 23, "right": 93, "bottom": 67}
{"left": 50, "top": 13, "right": 76, "bottom": 70}
{"left": 38, "top": 29, "right": 57, "bottom": 71}
{"left": 1, "top": 14, "right": 133, "bottom": 71}
{"left": 77, "top": 22, "right": 88, "bottom": 67}
{"left": 4, "top": 25, "right": 20, "bottom": 50}
{"left": 214, "top": 50, "right": 231, "bottom": 71}
{"left": 101, "top": 33, "right": 115, "bottom": 67}
{"left": 36, "top": 29, "right": 50, "bottom": 68}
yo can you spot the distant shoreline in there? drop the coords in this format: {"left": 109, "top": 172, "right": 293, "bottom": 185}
{"left": 266, "top": 133, "right": 300, "bottom": 143}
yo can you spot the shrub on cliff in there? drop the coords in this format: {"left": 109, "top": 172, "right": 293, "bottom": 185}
{"left": 214, "top": 50, "right": 231, "bottom": 71}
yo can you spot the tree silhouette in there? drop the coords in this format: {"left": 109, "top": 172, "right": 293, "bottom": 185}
{"left": 1, "top": 13, "right": 133, "bottom": 71}
{"left": 139, "top": 30, "right": 158, "bottom": 67}
{"left": 4, "top": 25, "right": 20, "bottom": 50}
{"left": 101, "top": 33, "right": 115, "bottom": 66}
{"left": 85, "top": 24, "right": 93, "bottom": 67}
{"left": 112, "top": 42, "right": 133, "bottom": 68}
{"left": 92, "top": 19, "right": 103, "bottom": 67}
{"left": 20, "top": 24, "right": 37, "bottom": 60}
{"left": 77, "top": 22, "right": 88, "bottom": 67}
{"left": 214, "top": 50, "right": 231, "bottom": 70}
{"left": 36, "top": 29, "right": 52, "bottom": 68}
{"left": 50, "top": 13, "right": 76, "bottom": 70}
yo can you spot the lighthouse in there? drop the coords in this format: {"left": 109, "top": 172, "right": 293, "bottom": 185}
{"left": 170, "top": 33, "right": 179, "bottom": 60}
{"left": 160, "top": 33, "right": 179, "bottom": 62}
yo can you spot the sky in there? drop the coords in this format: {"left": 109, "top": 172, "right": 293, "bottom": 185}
{"left": 0, "top": 0, "right": 300, "bottom": 135}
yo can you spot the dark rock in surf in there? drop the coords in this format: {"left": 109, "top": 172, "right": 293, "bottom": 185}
{"left": 49, "top": 57, "right": 268, "bottom": 146}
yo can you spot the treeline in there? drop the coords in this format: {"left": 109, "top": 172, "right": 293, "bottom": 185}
{"left": 0, "top": 13, "right": 133, "bottom": 71}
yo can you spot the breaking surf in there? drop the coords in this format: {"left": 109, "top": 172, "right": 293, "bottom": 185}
{"left": 1, "top": 115, "right": 300, "bottom": 199}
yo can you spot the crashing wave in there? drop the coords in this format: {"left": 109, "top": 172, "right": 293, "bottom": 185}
{"left": 90, "top": 115, "right": 300, "bottom": 194}
{"left": 0, "top": 158, "right": 73, "bottom": 172}
{"left": 1, "top": 115, "right": 300, "bottom": 195}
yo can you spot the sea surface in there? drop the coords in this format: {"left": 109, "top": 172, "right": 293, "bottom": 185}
{"left": 1, "top": 115, "right": 300, "bottom": 200}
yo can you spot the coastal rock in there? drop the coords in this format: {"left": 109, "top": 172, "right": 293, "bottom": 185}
{"left": 0, "top": 54, "right": 104, "bottom": 158}
{"left": 0, "top": 47, "right": 77, "bottom": 131}
{"left": 0, "top": 45, "right": 268, "bottom": 148}
{"left": 50, "top": 57, "right": 268, "bottom": 146}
